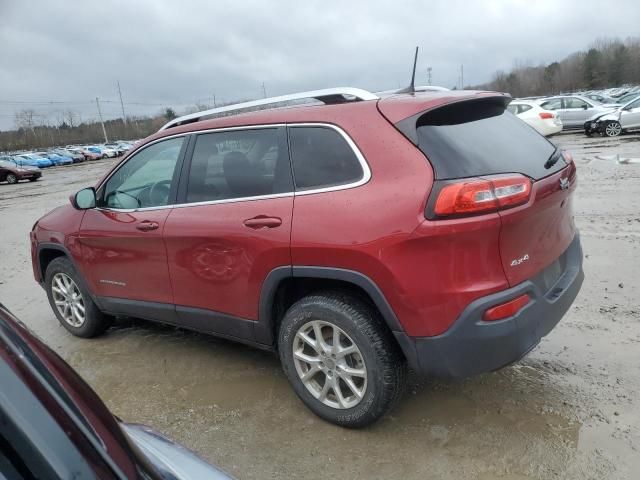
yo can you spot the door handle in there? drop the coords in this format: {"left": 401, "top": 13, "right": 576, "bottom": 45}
{"left": 136, "top": 220, "right": 159, "bottom": 232}
{"left": 243, "top": 216, "right": 282, "bottom": 229}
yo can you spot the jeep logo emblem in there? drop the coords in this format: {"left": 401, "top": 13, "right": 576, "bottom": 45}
{"left": 559, "top": 177, "right": 569, "bottom": 190}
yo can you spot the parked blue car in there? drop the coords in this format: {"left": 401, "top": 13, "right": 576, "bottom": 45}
{"left": 35, "top": 152, "right": 73, "bottom": 166}
{"left": 15, "top": 154, "right": 53, "bottom": 168}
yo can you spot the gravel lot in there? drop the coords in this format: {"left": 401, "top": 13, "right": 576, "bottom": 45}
{"left": 0, "top": 132, "right": 639, "bottom": 479}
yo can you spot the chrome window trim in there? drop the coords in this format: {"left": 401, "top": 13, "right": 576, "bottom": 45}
{"left": 287, "top": 123, "right": 371, "bottom": 196}
{"left": 97, "top": 122, "right": 371, "bottom": 213}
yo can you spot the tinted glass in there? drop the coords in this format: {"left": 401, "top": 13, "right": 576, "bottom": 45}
{"left": 101, "top": 137, "right": 183, "bottom": 209}
{"left": 289, "top": 127, "right": 363, "bottom": 190}
{"left": 519, "top": 105, "right": 533, "bottom": 113}
{"left": 186, "top": 128, "right": 291, "bottom": 203}
{"left": 415, "top": 98, "right": 561, "bottom": 180}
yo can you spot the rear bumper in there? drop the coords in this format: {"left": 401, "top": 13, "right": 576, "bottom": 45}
{"left": 395, "top": 232, "right": 584, "bottom": 378}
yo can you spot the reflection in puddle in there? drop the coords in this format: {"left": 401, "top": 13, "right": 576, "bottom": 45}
{"left": 593, "top": 154, "right": 640, "bottom": 164}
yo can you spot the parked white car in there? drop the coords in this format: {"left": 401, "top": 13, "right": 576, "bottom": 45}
{"left": 507, "top": 100, "right": 563, "bottom": 136}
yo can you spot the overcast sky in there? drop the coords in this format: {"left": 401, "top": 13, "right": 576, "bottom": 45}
{"left": 1, "top": 0, "right": 639, "bottom": 130}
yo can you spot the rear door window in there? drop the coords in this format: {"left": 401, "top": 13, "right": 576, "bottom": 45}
{"left": 288, "top": 126, "right": 364, "bottom": 190}
{"left": 414, "top": 98, "right": 561, "bottom": 180}
{"left": 184, "top": 128, "right": 292, "bottom": 203}
{"left": 541, "top": 98, "right": 562, "bottom": 110}
{"left": 564, "top": 97, "right": 589, "bottom": 109}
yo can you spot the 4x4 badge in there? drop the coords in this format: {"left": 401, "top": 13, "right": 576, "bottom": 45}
{"left": 559, "top": 178, "right": 569, "bottom": 190}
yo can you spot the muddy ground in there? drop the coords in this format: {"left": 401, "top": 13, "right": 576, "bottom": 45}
{"left": 1, "top": 132, "right": 639, "bottom": 479}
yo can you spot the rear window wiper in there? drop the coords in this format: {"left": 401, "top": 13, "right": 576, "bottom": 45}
{"left": 544, "top": 148, "right": 561, "bottom": 169}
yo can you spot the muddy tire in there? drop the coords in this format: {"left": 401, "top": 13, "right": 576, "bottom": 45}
{"left": 45, "top": 257, "right": 112, "bottom": 338}
{"left": 6, "top": 173, "right": 17, "bottom": 184}
{"left": 604, "top": 121, "right": 622, "bottom": 137}
{"left": 278, "top": 291, "right": 406, "bottom": 428}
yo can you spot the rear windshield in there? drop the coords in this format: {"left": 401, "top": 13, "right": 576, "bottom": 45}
{"left": 414, "top": 98, "right": 562, "bottom": 180}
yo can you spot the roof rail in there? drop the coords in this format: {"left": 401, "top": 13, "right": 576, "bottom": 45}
{"left": 159, "top": 87, "right": 379, "bottom": 131}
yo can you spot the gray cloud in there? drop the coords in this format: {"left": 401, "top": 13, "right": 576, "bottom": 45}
{"left": 1, "top": 0, "right": 639, "bottom": 129}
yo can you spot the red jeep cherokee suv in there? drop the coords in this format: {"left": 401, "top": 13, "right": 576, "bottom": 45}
{"left": 30, "top": 87, "right": 583, "bottom": 427}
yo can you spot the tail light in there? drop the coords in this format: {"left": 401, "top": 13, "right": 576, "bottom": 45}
{"left": 539, "top": 112, "right": 554, "bottom": 119}
{"left": 429, "top": 174, "right": 532, "bottom": 218}
{"left": 483, "top": 294, "right": 531, "bottom": 321}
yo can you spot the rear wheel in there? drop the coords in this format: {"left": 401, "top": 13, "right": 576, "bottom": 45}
{"left": 604, "top": 121, "right": 622, "bottom": 137}
{"left": 6, "top": 174, "right": 17, "bottom": 184}
{"left": 278, "top": 291, "right": 406, "bottom": 427}
{"left": 45, "top": 257, "right": 112, "bottom": 337}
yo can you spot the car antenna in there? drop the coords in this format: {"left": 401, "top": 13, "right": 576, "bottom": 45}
{"left": 395, "top": 46, "right": 419, "bottom": 94}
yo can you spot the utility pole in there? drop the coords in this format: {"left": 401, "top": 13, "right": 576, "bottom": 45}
{"left": 117, "top": 81, "right": 127, "bottom": 126}
{"left": 261, "top": 82, "right": 267, "bottom": 98}
{"left": 427, "top": 66, "right": 432, "bottom": 85}
{"left": 212, "top": 93, "right": 217, "bottom": 107}
{"left": 460, "top": 64, "right": 464, "bottom": 89}
{"left": 95, "top": 97, "right": 108, "bottom": 143}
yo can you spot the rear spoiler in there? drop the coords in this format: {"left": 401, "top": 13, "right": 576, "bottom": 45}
{"left": 394, "top": 95, "right": 512, "bottom": 145}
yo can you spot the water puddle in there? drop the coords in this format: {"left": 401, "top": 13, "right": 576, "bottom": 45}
{"left": 593, "top": 155, "right": 640, "bottom": 164}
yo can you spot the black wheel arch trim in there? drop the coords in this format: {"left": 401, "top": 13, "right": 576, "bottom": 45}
{"left": 36, "top": 243, "right": 100, "bottom": 305}
{"left": 36, "top": 243, "right": 74, "bottom": 281}
{"left": 256, "top": 265, "right": 405, "bottom": 345}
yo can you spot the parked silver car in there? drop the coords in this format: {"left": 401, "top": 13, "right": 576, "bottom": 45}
{"left": 584, "top": 96, "right": 640, "bottom": 137}
{"left": 537, "top": 95, "right": 617, "bottom": 130}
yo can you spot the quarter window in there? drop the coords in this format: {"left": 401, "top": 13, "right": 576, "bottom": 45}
{"left": 101, "top": 137, "right": 184, "bottom": 209}
{"left": 185, "top": 128, "right": 291, "bottom": 203}
{"left": 289, "top": 126, "right": 364, "bottom": 190}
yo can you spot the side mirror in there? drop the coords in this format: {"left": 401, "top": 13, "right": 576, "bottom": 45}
{"left": 582, "top": 104, "right": 589, "bottom": 110}
{"left": 71, "top": 187, "right": 96, "bottom": 210}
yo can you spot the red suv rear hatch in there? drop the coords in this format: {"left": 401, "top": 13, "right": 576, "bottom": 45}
{"left": 382, "top": 94, "right": 577, "bottom": 287}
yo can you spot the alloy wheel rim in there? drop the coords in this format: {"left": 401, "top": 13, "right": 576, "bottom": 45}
{"left": 606, "top": 123, "right": 621, "bottom": 136}
{"left": 51, "top": 273, "right": 86, "bottom": 327}
{"left": 292, "top": 320, "right": 367, "bottom": 409}
{"left": 7, "top": 174, "right": 16, "bottom": 183}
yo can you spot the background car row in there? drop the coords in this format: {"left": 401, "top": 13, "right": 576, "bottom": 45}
{"left": 512, "top": 85, "right": 640, "bottom": 137}
{"left": 0, "top": 141, "right": 135, "bottom": 184}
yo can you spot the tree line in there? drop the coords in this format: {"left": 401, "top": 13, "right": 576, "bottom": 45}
{"left": 472, "top": 37, "right": 640, "bottom": 98}
{"left": 0, "top": 109, "right": 179, "bottom": 152}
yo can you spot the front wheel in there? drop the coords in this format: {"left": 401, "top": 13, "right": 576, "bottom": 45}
{"left": 29, "top": 177, "right": 39, "bottom": 182}
{"left": 278, "top": 292, "right": 406, "bottom": 427}
{"left": 45, "top": 257, "right": 112, "bottom": 338}
{"left": 604, "top": 121, "right": 622, "bottom": 137}
{"left": 6, "top": 173, "right": 17, "bottom": 184}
